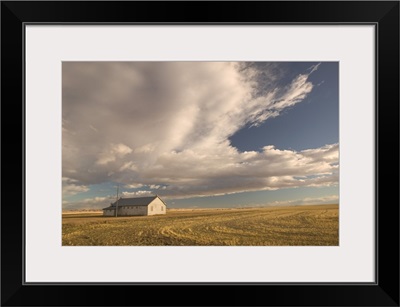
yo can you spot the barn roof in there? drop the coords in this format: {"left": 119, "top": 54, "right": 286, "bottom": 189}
{"left": 102, "top": 195, "right": 166, "bottom": 210}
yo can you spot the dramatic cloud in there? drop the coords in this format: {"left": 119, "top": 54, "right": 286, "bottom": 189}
{"left": 62, "top": 177, "right": 89, "bottom": 196}
{"left": 137, "top": 143, "right": 338, "bottom": 199}
{"left": 62, "top": 62, "right": 337, "bottom": 205}
{"left": 96, "top": 143, "right": 132, "bottom": 165}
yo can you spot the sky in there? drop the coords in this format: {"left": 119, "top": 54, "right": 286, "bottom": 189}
{"left": 62, "top": 62, "right": 339, "bottom": 209}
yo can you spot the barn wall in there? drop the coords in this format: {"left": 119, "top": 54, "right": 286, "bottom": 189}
{"left": 103, "top": 210, "right": 115, "bottom": 216}
{"left": 118, "top": 206, "right": 147, "bottom": 216}
{"left": 147, "top": 198, "right": 166, "bottom": 215}
{"left": 103, "top": 198, "right": 167, "bottom": 216}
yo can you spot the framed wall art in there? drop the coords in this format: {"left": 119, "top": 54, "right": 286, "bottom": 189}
{"left": 1, "top": 1, "right": 399, "bottom": 306}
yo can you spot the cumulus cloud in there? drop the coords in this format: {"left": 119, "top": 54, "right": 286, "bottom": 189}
{"left": 62, "top": 177, "right": 89, "bottom": 196}
{"left": 96, "top": 143, "right": 132, "bottom": 165}
{"left": 143, "top": 143, "right": 338, "bottom": 199}
{"left": 62, "top": 62, "right": 337, "bottom": 202}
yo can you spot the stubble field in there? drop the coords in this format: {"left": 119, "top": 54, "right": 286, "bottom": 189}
{"left": 62, "top": 204, "right": 338, "bottom": 246}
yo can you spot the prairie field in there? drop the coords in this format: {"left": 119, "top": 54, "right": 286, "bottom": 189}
{"left": 62, "top": 205, "right": 339, "bottom": 246}
{"left": 62, "top": 204, "right": 338, "bottom": 246}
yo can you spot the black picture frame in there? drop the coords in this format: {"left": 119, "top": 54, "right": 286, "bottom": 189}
{"left": 1, "top": 1, "right": 399, "bottom": 306}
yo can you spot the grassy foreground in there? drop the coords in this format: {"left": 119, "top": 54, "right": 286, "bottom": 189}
{"left": 62, "top": 204, "right": 338, "bottom": 246}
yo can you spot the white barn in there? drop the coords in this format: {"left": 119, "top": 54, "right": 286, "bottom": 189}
{"left": 102, "top": 195, "right": 167, "bottom": 217}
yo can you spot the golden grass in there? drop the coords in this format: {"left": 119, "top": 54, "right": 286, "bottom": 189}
{"left": 62, "top": 204, "right": 338, "bottom": 246}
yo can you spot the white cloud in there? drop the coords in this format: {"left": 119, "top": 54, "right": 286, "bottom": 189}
{"left": 63, "top": 195, "right": 114, "bottom": 210}
{"left": 124, "top": 183, "right": 144, "bottom": 189}
{"left": 149, "top": 184, "right": 161, "bottom": 189}
{"left": 143, "top": 143, "right": 338, "bottom": 199}
{"left": 62, "top": 62, "right": 336, "bottom": 201}
{"left": 260, "top": 194, "right": 339, "bottom": 207}
{"left": 62, "top": 177, "right": 89, "bottom": 196}
{"left": 307, "top": 62, "right": 321, "bottom": 75}
{"left": 96, "top": 143, "right": 132, "bottom": 165}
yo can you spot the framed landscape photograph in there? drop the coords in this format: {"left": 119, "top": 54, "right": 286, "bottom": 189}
{"left": 62, "top": 60, "right": 339, "bottom": 247}
{"left": 2, "top": 1, "right": 399, "bottom": 306}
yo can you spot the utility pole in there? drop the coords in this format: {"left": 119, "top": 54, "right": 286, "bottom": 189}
{"left": 115, "top": 185, "right": 119, "bottom": 217}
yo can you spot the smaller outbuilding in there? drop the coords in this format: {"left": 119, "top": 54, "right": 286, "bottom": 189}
{"left": 102, "top": 195, "right": 167, "bottom": 217}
